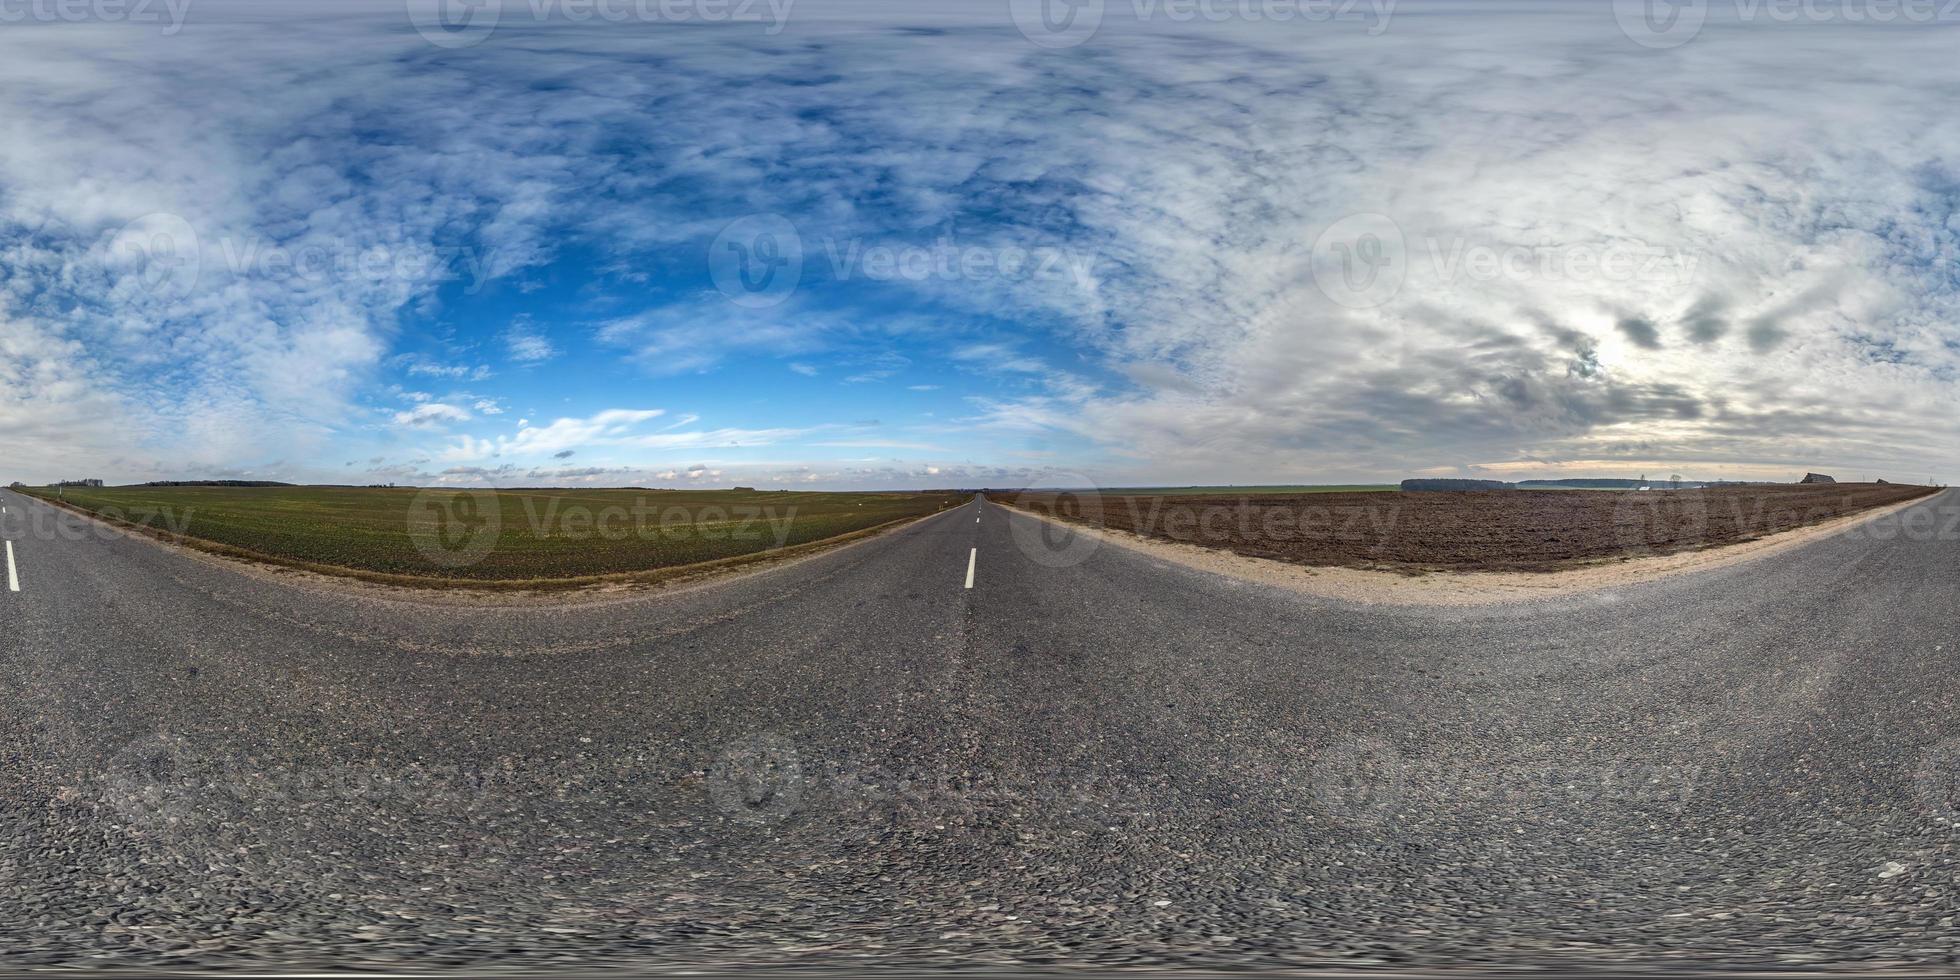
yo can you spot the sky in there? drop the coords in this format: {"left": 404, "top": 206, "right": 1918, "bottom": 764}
{"left": 1, "top": 0, "right": 1957, "bottom": 489}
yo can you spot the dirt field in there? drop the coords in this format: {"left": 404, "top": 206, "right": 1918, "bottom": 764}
{"left": 991, "top": 483, "right": 1941, "bottom": 572}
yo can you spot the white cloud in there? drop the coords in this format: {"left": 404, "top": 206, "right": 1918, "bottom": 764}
{"left": 504, "top": 323, "right": 558, "bottom": 363}
{"left": 438, "top": 408, "right": 665, "bottom": 460}
{"left": 620, "top": 427, "right": 810, "bottom": 450}
{"left": 433, "top": 405, "right": 821, "bottom": 468}
{"left": 953, "top": 343, "right": 1047, "bottom": 375}
{"left": 392, "top": 403, "right": 472, "bottom": 428}
{"left": 393, "top": 355, "right": 493, "bottom": 381}
{"left": 596, "top": 305, "right": 839, "bottom": 376}
{"left": 817, "top": 440, "right": 951, "bottom": 451}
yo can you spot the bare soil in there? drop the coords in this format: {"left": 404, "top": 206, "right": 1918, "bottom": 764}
{"left": 991, "top": 483, "right": 1940, "bottom": 573}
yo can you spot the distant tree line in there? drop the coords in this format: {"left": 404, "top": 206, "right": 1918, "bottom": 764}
{"left": 139, "top": 480, "right": 295, "bottom": 488}
{"left": 1399, "top": 478, "right": 1511, "bottom": 491}
{"left": 1400, "top": 477, "right": 1762, "bottom": 492}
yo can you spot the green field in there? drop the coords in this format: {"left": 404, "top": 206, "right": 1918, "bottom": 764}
{"left": 20, "top": 485, "right": 964, "bottom": 586}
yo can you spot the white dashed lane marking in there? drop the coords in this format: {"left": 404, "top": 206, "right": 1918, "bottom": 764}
{"left": 4, "top": 540, "right": 17, "bottom": 593}
{"left": 964, "top": 547, "right": 977, "bottom": 589}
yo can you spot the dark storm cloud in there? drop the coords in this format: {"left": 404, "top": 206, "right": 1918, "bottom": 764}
{"left": 1617, "top": 317, "right": 1663, "bottom": 350}
{"left": 1680, "top": 296, "right": 1730, "bottom": 344}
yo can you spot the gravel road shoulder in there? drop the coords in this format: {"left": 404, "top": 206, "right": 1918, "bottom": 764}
{"left": 1005, "top": 491, "right": 1941, "bottom": 606}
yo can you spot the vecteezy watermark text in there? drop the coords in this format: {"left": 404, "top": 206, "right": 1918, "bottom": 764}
{"left": 1117, "top": 495, "right": 1400, "bottom": 544}
{"left": 4, "top": 498, "right": 196, "bottom": 544}
{"left": 408, "top": 489, "right": 803, "bottom": 568}
{"left": 406, "top": 0, "right": 794, "bottom": 48}
{"left": 512, "top": 495, "right": 799, "bottom": 546}
{"left": 1615, "top": 0, "right": 1960, "bottom": 49}
{"left": 820, "top": 236, "right": 1097, "bottom": 286}
{"left": 109, "top": 213, "right": 504, "bottom": 298}
{"left": 1310, "top": 212, "right": 1702, "bottom": 309}
{"left": 522, "top": 0, "right": 793, "bottom": 26}
{"left": 1424, "top": 239, "right": 1699, "bottom": 287}
{"left": 216, "top": 238, "right": 500, "bottom": 295}
{"left": 1010, "top": 0, "right": 1397, "bottom": 48}
{"left": 710, "top": 213, "right": 1100, "bottom": 308}
{"left": 0, "top": 0, "right": 189, "bottom": 33}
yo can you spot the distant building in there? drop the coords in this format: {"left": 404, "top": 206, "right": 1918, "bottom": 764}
{"left": 1799, "top": 472, "right": 1836, "bottom": 484}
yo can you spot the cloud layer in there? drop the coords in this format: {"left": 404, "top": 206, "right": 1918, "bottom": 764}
{"left": 2, "top": 2, "right": 1956, "bottom": 487}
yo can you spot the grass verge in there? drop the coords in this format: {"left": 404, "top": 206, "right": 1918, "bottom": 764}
{"left": 18, "top": 485, "right": 964, "bottom": 590}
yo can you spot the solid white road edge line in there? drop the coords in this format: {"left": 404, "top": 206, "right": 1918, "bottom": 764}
{"left": 4, "top": 541, "right": 16, "bottom": 593}
{"left": 964, "top": 547, "right": 977, "bottom": 589}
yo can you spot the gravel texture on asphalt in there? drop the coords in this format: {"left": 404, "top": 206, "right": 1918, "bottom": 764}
{"left": 1, "top": 487, "right": 1957, "bottom": 972}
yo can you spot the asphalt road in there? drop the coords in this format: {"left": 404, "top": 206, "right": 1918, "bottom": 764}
{"left": 1, "top": 486, "right": 1957, "bottom": 972}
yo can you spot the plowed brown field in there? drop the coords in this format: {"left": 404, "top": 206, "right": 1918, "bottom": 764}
{"left": 992, "top": 483, "right": 1941, "bottom": 572}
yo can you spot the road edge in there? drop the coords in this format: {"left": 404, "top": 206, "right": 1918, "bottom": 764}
{"left": 993, "top": 490, "right": 1943, "bottom": 607}
{"left": 9, "top": 488, "right": 975, "bottom": 607}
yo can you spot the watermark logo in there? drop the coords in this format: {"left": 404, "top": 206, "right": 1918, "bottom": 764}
{"left": 102, "top": 218, "right": 500, "bottom": 296}
{"left": 1113, "top": 495, "right": 1402, "bottom": 554}
{"left": 819, "top": 236, "right": 1097, "bottom": 287}
{"left": 406, "top": 488, "right": 503, "bottom": 569}
{"left": 407, "top": 0, "right": 796, "bottom": 48}
{"left": 509, "top": 496, "right": 799, "bottom": 547}
{"left": 1616, "top": 0, "right": 1956, "bottom": 48}
{"left": 1010, "top": 0, "right": 1396, "bottom": 45}
{"left": 1304, "top": 737, "right": 1405, "bottom": 826}
{"left": 1007, "top": 473, "right": 1105, "bottom": 569}
{"left": 1313, "top": 215, "right": 1700, "bottom": 305}
{"left": 1915, "top": 737, "right": 1960, "bottom": 827}
{"left": 406, "top": 0, "right": 503, "bottom": 47}
{"left": 13, "top": 496, "right": 196, "bottom": 544}
{"left": 710, "top": 213, "right": 803, "bottom": 309}
{"left": 1009, "top": 0, "right": 1105, "bottom": 47}
{"left": 708, "top": 225, "right": 1100, "bottom": 306}
{"left": 104, "top": 733, "right": 201, "bottom": 830}
{"left": 709, "top": 734, "right": 806, "bottom": 823}
{"left": 1839, "top": 501, "right": 1960, "bottom": 545}
{"left": 110, "top": 212, "right": 201, "bottom": 298}
{"left": 1612, "top": 486, "right": 1709, "bottom": 558}
{"left": 1613, "top": 0, "right": 1707, "bottom": 47}
{"left": 0, "top": 0, "right": 191, "bottom": 33}
{"left": 1311, "top": 212, "right": 1405, "bottom": 309}
{"left": 1423, "top": 238, "right": 1699, "bottom": 289}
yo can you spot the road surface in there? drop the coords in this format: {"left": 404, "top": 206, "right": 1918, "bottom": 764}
{"left": 1, "top": 487, "right": 1956, "bottom": 971}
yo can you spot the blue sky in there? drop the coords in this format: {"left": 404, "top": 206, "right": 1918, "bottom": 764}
{"left": 3, "top": 1, "right": 1959, "bottom": 488}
